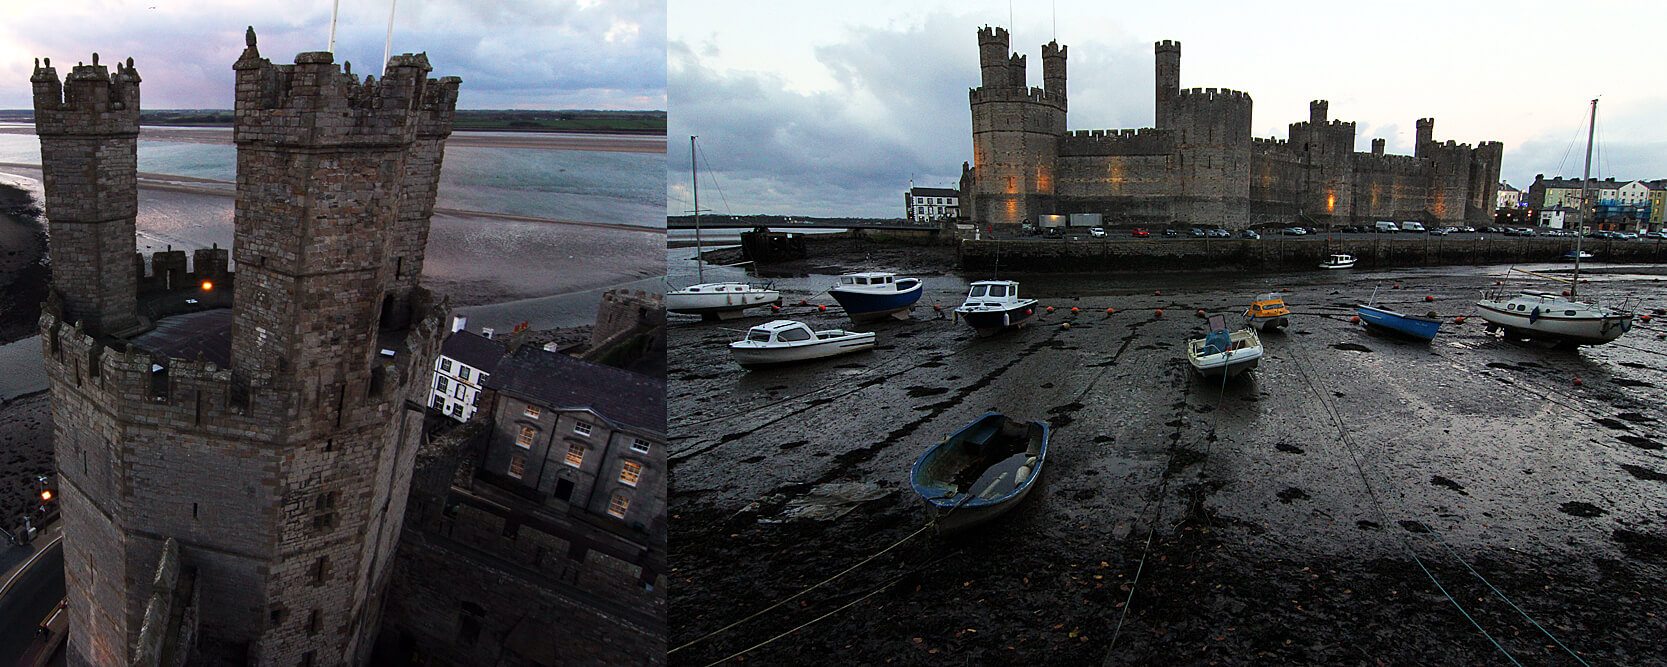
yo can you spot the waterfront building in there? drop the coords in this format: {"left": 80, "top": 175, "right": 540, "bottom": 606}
{"left": 905, "top": 186, "right": 960, "bottom": 221}
{"left": 960, "top": 27, "right": 1501, "bottom": 230}
{"left": 432, "top": 324, "right": 506, "bottom": 423}
{"left": 1497, "top": 182, "right": 1522, "bottom": 209}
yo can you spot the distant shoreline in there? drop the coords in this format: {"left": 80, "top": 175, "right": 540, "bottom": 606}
{"left": 0, "top": 124, "right": 666, "bottom": 154}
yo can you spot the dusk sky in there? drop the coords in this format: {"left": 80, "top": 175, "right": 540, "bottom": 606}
{"left": 0, "top": 0, "right": 666, "bottom": 111}
{"left": 669, "top": 0, "right": 1667, "bottom": 218}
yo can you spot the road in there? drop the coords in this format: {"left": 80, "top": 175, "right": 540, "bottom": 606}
{"left": 0, "top": 537, "right": 63, "bottom": 665}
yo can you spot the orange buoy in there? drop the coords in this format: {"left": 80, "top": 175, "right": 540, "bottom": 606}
{"left": 933, "top": 304, "right": 942, "bottom": 310}
{"left": 1425, "top": 296, "right": 1435, "bottom": 302}
{"left": 818, "top": 305, "right": 826, "bottom": 312}
{"left": 1071, "top": 307, "right": 1079, "bottom": 314}
{"left": 1196, "top": 309, "right": 1205, "bottom": 316}
{"left": 1154, "top": 290, "right": 1162, "bottom": 296}
{"left": 1453, "top": 316, "right": 1466, "bottom": 324}
{"left": 1641, "top": 314, "right": 1652, "bottom": 323}
{"left": 799, "top": 299, "right": 808, "bottom": 306}
{"left": 770, "top": 304, "right": 780, "bottom": 311}
{"left": 1573, "top": 378, "right": 1584, "bottom": 387}
{"left": 1047, "top": 306, "right": 1055, "bottom": 313}
{"left": 1562, "top": 290, "right": 1571, "bottom": 296}
{"left": 1105, "top": 308, "right": 1114, "bottom": 315}
{"left": 1351, "top": 316, "right": 1361, "bottom": 324}
{"left": 1393, "top": 284, "right": 1400, "bottom": 289}
{"left": 1155, "top": 309, "right": 1164, "bottom": 317}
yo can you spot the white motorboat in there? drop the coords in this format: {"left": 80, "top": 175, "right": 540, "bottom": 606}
{"left": 954, "top": 280, "right": 1038, "bottom": 336}
{"left": 828, "top": 272, "right": 923, "bottom": 322}
{"left": 1186, "top": 314, "right": 1263, "bottom": 378}
{"left": 729, "top": 320, "right": 875, "bottom": 368}
{"left": 1319, "top": 254, "right": 1356, "bottom": 270}
{"left": 1475, "top": 100, "right": 1634, "bottom": 347}
{"left": 669, "top": 135, "right": 779, "bottom": 319}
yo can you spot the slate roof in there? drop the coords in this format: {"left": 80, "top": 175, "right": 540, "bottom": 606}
{"left": 909, "top": 187, "right": 960, "bottom": 198}
{"left": 484, "top": 345, "right": 665, "bottom": 435}
{"left": 439, "top": 330, "right": 508, "bottom": 373}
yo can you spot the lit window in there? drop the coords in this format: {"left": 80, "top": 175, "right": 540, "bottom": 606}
{"left": 524, "top": 405, "right": 541, "bottom": 419}
{"left": 565, "top": 443, "right": 585, "bottom": 468}
{"left": 607, "top": 493, "right": 630, "bottom": 518}
{"left": 619, "top": 461, "right": 642, "bottom": 487}
{"left": 574, "top": 422, "right": 592, "bottom": 437}
{"left": 630, "top": 438, "right": 651, "bottom": 454}
{"left": 516, "top": 426, "right": 535, "bottom": 449}
{"left": 440, "top": 358, "right": 453, "bottom": 373}
{"left": 508, "top": 456, "right": 526, "bottom": 480}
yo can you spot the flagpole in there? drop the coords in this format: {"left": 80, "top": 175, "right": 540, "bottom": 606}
{"left": 382, "top": 0, "right": 398, "bottom": 75}
{"left": 328, "top": 0, "right": 340, "bottom": 53}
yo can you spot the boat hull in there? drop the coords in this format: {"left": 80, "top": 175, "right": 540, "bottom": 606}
{"left": 667, "top": 287, "right": 781, "bottom": 318}
{"left": 910, "top": 413, "right": 1049, "bottom": 534}
{"left": 829, "top": 280, "right": 923, "bottom": 322}
{"left": 1357, "top": 305, "right": 1441, "bottom": 341}
{"left": 956, "top": 301, "right": 1037, "bottom": 336}
{"left": 729, "top": 332, "right": 876, "bottom": 367}
{"left": 1476, "top": 300, "right": 1632, "bottom": 345}
{"left": 1186, "top": 328, "right": 1263, "bottom": 378}
{"left": 1245, "top": 314, "right": 1289, "bottom": 331}
{"left": 1319, "top": 261, "right": 1356, "bottom": 269}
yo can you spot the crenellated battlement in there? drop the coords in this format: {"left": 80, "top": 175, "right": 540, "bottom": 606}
{"left": 1352, "top": 151, "right": 1427, "bottom": 173}
{"left": 230, "top": 27, "right": 460, "bottom": 148}
{"left": 1155, "top": 39, "right": 1181, "bottom": 54}
{"left": 31, "top": 53, "right": 141, "bottom": 136}
{"left": 978, "top": 25, "right": 1009, "bottom": 44}
{"left": 968, "top": 86, "right": 1066, "bottom": 109}
{"left": 1176, "top": 87, "right": 1250, "bottom": 101}
{"left": 1061, "top": 127, "right": 1175, "bottom": 156}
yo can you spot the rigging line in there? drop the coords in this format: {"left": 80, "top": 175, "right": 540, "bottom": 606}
{"left": 701, "top": 573, "right": 907, "bottom": 667}
{"left": 695, "top": 141, "right": 735, "bottom": 217}
{"left": 1285, "top": 344, "right": 1523, "bottom": 666}
{"left": 672, "top": 524, "right": 932, "bottom": 655}
{"left": 1425, "top": 530, "right": 1593, "bottom": 666}
{"left": 1101, "top": 362, "right": 1192, "bottom": 662}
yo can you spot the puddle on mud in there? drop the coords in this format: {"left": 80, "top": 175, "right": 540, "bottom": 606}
{"left": 1430, "top": 475, "right": 1469, "bottom": 495}
{"left": 1559, "top": 501, "right": 1607, "bottom": 518}
{"left": 1620, "top": 463, "right": 1667, "bottom": 481}
{"left": 1331, "top": 342, "right": 1372, "bottom": 352}
{"left": 1275, "top": 443, "right": 1304, "bottom": 454}
{"left": 1276, "top": 487, "right": 1310, "bottom": 503}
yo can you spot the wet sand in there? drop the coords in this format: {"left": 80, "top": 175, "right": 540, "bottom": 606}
{"left": 669, "top": 260, "right": 1667, "bottom": 665}
{"left": 0, "top": 392, "right": 52, "bottom": 536}
{"left": 0, "top": 125, "right": 666, "bottom": 154}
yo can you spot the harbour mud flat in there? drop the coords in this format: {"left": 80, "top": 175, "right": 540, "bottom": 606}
{"left": 669, "top": 261, "right": 1667, "bottom": 665}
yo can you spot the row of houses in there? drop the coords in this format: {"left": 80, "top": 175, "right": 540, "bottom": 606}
{"left": 1503, "top": 176, "right": 1667, "bottom": 232}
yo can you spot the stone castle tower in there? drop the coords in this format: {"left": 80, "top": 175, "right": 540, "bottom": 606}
{"left": 963, "top": 28, "right": 1501, "bottom": 229}
{"left": 33, "top": 27, "right": 459, "bottom": 666}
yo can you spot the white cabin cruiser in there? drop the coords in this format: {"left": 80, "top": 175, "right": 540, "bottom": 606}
{"left": 667, "top": 282, "right": 781, "bottom": 319}
{"left": 729, "top": 320, "right": 875, "bottom": 368}
{"left": 827, "top": 272, "right": 923, "bottom": 322}
{"left": 954, "top": 280, "right": 1038, "bottom": 336}
{"left": 1319, "top": 254, "right": 1356, "bottom": 270}
{"left": 1186, "top": 314, "right": 1263, "bottom": 378}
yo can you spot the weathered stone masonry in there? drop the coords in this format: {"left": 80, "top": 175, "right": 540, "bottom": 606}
{"left": 35, "top": 28, "right": 458, "bottom": 666}
{"left": 962, "top": 27, "right": 1502, "bottom": 229}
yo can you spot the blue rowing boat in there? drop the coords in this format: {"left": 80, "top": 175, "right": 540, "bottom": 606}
{"left": 1356, "top": 304, "right": 1442, "bottom": 341}
{"left": 909, "top": 413, "right": 1048, "bottom": 533}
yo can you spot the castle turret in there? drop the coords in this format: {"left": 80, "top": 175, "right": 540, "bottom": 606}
{"left": 968, "top": 27, "right": 1066, "bottom": 227}
{"left": 1154, "top": 40, "right": 1180, "bottom": 129}
{"left": 1415, "top": 117, "right": 1434, "bottom": 158}
{"left": 978, "top": 26, "right": 1010, "bottom": 89}
{"left": 32, "top": 53, "right": 141, "bottom": 337}
{"left": 1372, "top": 138, "right": 1385, "bottom": 155}
{"left": 1042, "top": 41, "right": 1067, "bottom": 101}
{"left": 1310, "top": 99, "right": 1328, "bottom": 125}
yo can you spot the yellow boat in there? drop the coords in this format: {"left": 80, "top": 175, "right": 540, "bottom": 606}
{"left": 1243, "top": 293, "right": 1290, "bottom": 331}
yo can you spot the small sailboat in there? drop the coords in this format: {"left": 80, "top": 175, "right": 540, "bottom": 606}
{"left": 1356, "top": 285, "right": 1442, "bottom": 341}
{"left": 1475, "top": 100, "right": 1634, "bottom": 346}
{"left": 1319, "top": 254, "right": 1357, "bottom": 270}
{"left": 909, "top": 413, "right": 1048, "bottom": 534}
{"left": 728, "top": 320, "right": 875, "bottom": 368}
{"left": 667, "top": 136, "right": 780, "bottom": 319}
{"left": 954, "top": 280, "right": 1037, "bottom": 336}
{"left": 1186, "top": 314, "right": 1262, "bottom": 378}
{"left": 1243, "top": 293, "right": 1290, "bottom": 331}
{"left": 828, "top": 272, "right": 923, "bottom": 322}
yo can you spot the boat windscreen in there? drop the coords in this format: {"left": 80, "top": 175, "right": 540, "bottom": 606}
{"left": 969, "top": 284, "right": 988, "bottom": 298}
{"left": 989, "top": 284, "right": 1008, "bottom": 298}
{"left": 747, "top": 330, "right": 772, "bottom": 342}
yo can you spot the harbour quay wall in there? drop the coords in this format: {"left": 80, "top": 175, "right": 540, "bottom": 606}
{"left": 957, "top": 237, "right": 1667, "bottom": 273}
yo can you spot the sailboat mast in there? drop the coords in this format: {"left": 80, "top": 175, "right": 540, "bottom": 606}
{"left": 692, "top": 135, "right": 703, "bottom": 283}
{"left": 1574, "top": 98, "right": 1596, "bottom": 299}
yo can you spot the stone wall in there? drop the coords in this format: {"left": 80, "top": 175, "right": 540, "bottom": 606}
{"left": 959, "top": 237, "right": 1667, "bottom": 273}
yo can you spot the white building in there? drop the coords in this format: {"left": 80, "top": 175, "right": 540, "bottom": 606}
{"left": 1619, "top": 179, "right": 1651, "bottom": 205}
{"left": 431, "top": 317, "right": 508, "bottom": 422}
{"left": 905, "top": 186, "right": 960, "bottom": 221}
{"left": 1538, "top": 206, "right": 1571, "bottom": 229}
{"left": 1496, "top": 182, "right": 1522, "bottom": 209}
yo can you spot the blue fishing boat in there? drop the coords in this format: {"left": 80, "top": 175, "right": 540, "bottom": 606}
{"left": 910, "top": 413, "right": 1048, "bottom": 533}
{"left": 827, "top": 272, "right": 923, "bottom": 322}
{"left": 1356, "top": 304, "right": 1442, "bottom": 341}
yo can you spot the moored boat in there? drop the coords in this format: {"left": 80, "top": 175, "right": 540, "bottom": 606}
{"left": 910, "top": 413, "right": 1048, "bottom": 534}
{"left": 828, "top": 272, "right": 923, "bottom": 322}
{"left": 728, "top": 320, "right": 875, "bottom": 368}
{"left": 1319, "top": 254, "right": 1356, "bottom": 270}
{"left": 1476, "top": 288, "right": 1633, "bottom": 346}
{"left": 1186, "top": 314, "right": 1262, "bottom": 378}
{"left": 1357, "top": 304, "right": 1442, "bottom": 341}
{"left": 668, "top": 282, "right": 781, "bottom": 319}
{"left": 1243, "top": 293, "right": 1290, "bottom": 331}
{"left": 954, "top": 280, "right": 1038, "bottom": 336}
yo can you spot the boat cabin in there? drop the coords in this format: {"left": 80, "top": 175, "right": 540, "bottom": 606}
{"left": 1247, "top": 293, "right": 1289, "bottom": 318}
{"left": 837, "top": 272, "right": 897, "bottom": 287}
{"left": 962, "top": 280, "right": 1022, "bottom": 307}
{"left": 743, "top": 320, "right": 817, "bottom": 344}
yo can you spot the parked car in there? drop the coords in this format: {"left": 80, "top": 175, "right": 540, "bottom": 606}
{"left": 1089, "top": 227, "right": 1107, "bottom": 238}
{"left": 1429, "top": 227, "right": 1451, "bottom": 236}
{"left": 1044, "top": 227, "right": 1064, "bottom": 238}
{"left": 1162, "top": 228, "right": 1178, "bottom": 238}
{"left": 1207, "top": 228, "right": 1231, "bottom": 238}
{"left": 1239, "top": 229, "right": 1261, "bottom": 240}
{"left": 1643, "top": 231, "right": 1667, "bottom": 240}
{"left": 1131, "top": 228, "right": 1150, "bottom": 238}
{"left": 1281, "top": 227, "right": 1307, "bottom": 236}
{"left": 1188, "top": 227, "right": 1206, "bottom": 237}
{"left": 1460, "top": 226, "right": 1476, "bottom": 233}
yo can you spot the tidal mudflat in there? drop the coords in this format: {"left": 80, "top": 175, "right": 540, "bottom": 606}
{"left": 669, "top": 260, "right": 1667, "bottom": 665}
